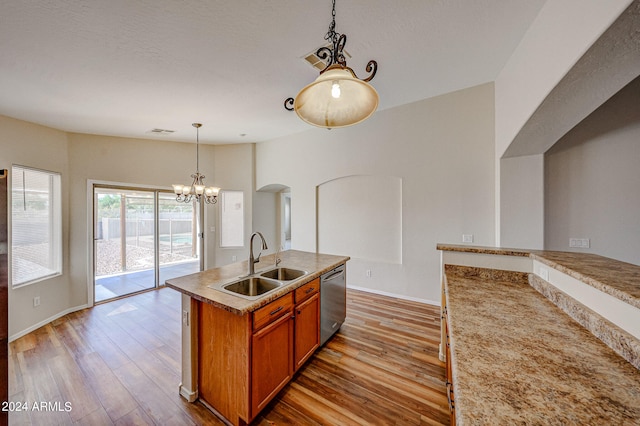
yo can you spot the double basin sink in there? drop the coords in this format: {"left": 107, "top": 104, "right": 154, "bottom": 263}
{"left": 212, "top": 267, "right": 308, "bottom": 299}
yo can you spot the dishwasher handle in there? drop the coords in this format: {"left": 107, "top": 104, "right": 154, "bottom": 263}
{"left": 322, "top": 269, "right": 345, "bottom": 282}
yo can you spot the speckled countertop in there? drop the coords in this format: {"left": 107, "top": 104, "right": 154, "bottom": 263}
{"left": 437, "top": 244, "right": 640, "bottom": 309}
{"left": 165, "top": 250, "right": 349, "bottom": 315}
{"left": 444, "top": 265, "right": 640, "bottom": 424}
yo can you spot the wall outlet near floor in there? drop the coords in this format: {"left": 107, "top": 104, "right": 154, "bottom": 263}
{"left": 569, "top": 238, "right": 590, "bottom": 248}
{"left": 365, "top": 269, "right": 372, "bottom": 278}
{"left": 33, "top": 296, "right": 40, "bottom": 307}
{"left": 232, "top": 255, "right": 237, "bottom": 262}
{"left": 462, "top": 234, "right": 474, "bottom": 243}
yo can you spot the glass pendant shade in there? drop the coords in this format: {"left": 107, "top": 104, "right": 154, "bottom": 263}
{"left": 294, "top": 65, "right": 379, "bottom": 128}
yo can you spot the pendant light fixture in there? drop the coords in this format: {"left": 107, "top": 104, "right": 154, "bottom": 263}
{"left": 172, "top": 123, "right": 220, "bottom": 204}
{"left": 284, "top": 0, "right": 379, "bottom": 129}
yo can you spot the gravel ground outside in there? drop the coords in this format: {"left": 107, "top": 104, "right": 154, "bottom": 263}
{"left": 95, "top": 239, "right": 195, "bottom": 276}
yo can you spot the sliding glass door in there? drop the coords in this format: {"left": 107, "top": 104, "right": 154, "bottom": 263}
{"left": 93, "top": 186, "right": 200, "bottom": 303}
{"left": 158, "top": 192, "right": 201, "bottom": 285}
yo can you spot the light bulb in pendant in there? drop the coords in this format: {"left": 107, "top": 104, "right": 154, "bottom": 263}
{"left": 331, "top": 81, "right": 341, "bottom": 99}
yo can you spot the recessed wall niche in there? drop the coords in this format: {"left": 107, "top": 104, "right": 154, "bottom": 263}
{"left": 317, "top": 175, "right": 402, "bottom": 263}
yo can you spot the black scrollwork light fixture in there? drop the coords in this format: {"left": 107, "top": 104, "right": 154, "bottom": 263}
{"left": 284, "top": 0, "right": 378, "bottom": 128}
{"left": 172, "top": 123, "right": 220, "bottom": 204}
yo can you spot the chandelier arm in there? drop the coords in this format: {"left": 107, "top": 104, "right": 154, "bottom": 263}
{"left": 316, "top": 46, "right": 334, "bottom": 69}
{"left": 284, "top": 97, "right": 294, "bottom": 111}
{"left": 361, "top": 60, "right": 378, "bottom": 82}
{"left": 334, "top": 34, "right": 347, "bottom": 66}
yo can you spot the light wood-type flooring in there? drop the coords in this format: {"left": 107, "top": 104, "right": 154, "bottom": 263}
{"left": 8, "top": 287, "right": 449, "bottom": 425}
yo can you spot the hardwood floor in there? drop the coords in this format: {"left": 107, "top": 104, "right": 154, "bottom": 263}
{"left": 8, "top": 287, "right": 448, "bottom": 425}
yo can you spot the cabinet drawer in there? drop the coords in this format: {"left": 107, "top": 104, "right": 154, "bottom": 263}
{"left": 253, "top": 293, "right": 294, "bottom": 332}
{"left": 295, "top": 278, "right": 319, "bottom": 303}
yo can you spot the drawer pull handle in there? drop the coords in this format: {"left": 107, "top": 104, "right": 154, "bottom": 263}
{"left": 305, "top": 287, "right": 315, "bottom": 294}
{"left": 270, "top": 306, "right": 284, "bottom": 316}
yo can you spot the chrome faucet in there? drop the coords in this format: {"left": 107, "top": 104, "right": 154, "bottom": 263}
{"left": 248, "top": 232, "right": 268, "bottom": 275}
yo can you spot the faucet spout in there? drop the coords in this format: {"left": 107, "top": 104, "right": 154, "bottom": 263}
{"left": 249, "top": 232, "right": 268, "bottom": 275}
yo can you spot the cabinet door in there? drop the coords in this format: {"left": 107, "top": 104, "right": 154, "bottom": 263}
{"left": 251, "top": 308, "right": 294, "bottom": 417}
{"left": 294, "top": 292, "right": 320, "bottom": 370}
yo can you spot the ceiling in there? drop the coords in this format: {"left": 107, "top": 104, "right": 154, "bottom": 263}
{"left": 0, "top": 0, "right": 547, "bottom": 144}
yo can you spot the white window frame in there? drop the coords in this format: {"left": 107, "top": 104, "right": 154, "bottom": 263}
{"left": 11, "top": 165, "right": 62, "bottom": 287}
{"left": 219, "top": 190, "right": 244, "bottom": 248}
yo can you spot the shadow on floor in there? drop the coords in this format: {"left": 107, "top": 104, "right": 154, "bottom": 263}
{"left": 95, "top": 260, "right": 200, "bottom": 302}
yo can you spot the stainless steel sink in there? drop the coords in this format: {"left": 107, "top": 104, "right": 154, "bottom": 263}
{"left": 259, "top": 267, "right": 307, "bottom": 281}
{"left": 221, "top": 277, "right": 282, "bottom": 298}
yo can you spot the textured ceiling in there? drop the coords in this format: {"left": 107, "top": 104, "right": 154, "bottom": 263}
{"left": 0, "top": 0, "right": 546, "bottom": 144}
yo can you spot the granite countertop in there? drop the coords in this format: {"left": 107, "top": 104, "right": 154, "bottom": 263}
{"left": 437, "top": 243, "right": 640, "bottom": 310}
{"left": 165, "top": 250, "right": 349, "bottom": 315}
{"left": 444, "top": 265, "right": 640, "bottom": 424}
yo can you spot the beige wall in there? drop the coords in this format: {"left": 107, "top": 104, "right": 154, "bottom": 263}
{"left": 1, "top": 115, "right": 260, "bottom": 338}
{"left": 545, "top": 76, "right": 640, "bottom": 265}
{"left": 494, "top": 0, "right": 634, "bottom": 247}
{"left": 211, "top": 143, "right": 255, "bottom": 267}
{"left": 0, "top": 116, "right": 71, "bottom": 338}
{"left": 500, "top": 154, "right": 544, "bottom": 249}
{"left": 256, "top": 83, "right": 496, "bottom": 303}
{"left": 67, "top": 133, "right": 218, "bottom": 307}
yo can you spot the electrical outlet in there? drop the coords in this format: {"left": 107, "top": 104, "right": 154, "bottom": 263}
{"left": 33, "top": 296, "right": 40, "bottom": 307}
{"left": 232, "top": 255, "right": 237, "bottom": 262}
{"left": 538, "top": 267, "right": 549, "bottom": 281}
{"left": 462, "top": 234, "right": 473, "bottom": 243}
{"left": 182, "top": 310, "right": 189, "bottom": 326}
{"left": 366, "top": 269, "right": 372, "bottom": 278}
{"left": 569, "top": 238, "right": 590, "bottom": 248}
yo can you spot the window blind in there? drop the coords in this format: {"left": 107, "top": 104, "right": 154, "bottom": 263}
{"left": 11, "top": 166, "right": 62, "bottom": 287}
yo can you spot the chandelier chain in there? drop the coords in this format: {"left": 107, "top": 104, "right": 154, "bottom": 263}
{"left": 195, "top": 123, "right": 200, "bottom": 174}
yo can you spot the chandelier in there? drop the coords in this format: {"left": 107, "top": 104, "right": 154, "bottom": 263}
{"left": 284, "top": 0, "right": 379, "bottom": 129}
{"left": 172, "top": 123, "right": 220, "bottom": 204}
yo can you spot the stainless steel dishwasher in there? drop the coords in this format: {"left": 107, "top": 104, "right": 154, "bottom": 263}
{"left": 320, "top": 264, "right": 346, "bottom": 345}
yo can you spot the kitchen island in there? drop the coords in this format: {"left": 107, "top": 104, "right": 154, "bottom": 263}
{"left": 438, "top": 244, "right": 640, "bottom": 424}
{"left": 165, "top": 249, "right": 349, "bottom": 425}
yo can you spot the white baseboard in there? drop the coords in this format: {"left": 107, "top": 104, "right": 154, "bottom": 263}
{"left": 347, "top": 285, "right": 439, "bottom": 306}
{"left": 179, "top": 384, "right": 198, "bottom": 403}
{"left": 9, "top": 304, "right": 90, "bottom": 342}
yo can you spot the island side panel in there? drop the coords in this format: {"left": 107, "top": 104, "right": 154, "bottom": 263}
{"left": 198, "top": 300, "right": 251, "bottom": 426}
{"left": 180, "top": 294, "right": 199, "bottom": 402}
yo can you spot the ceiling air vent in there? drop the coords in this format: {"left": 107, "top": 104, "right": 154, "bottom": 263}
{"left": 148, "top": 128, "right": 176, "bottom": 135}
{"left": 302, "top": 44, "right": 351, "bottom": 71}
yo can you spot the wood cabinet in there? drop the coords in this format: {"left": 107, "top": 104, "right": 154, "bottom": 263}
{"left": 251, "top": 294, "right": 294, "bottom": 416}
{"left": 294, "top": 279, "right": 320, "bottom": 370}
{"left": 198, "top": 280, "right": 321, "bottom": 425}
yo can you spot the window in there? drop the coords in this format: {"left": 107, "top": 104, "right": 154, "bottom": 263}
{"left": 11, "top": 166, "right": 62, "bottom": 287}
{"left": 220, "top": 190, "right": 244, "bottom": 247}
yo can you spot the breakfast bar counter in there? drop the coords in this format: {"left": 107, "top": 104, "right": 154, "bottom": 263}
{"left": 438, "top": 245, "right": 640, "bottom": 424}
